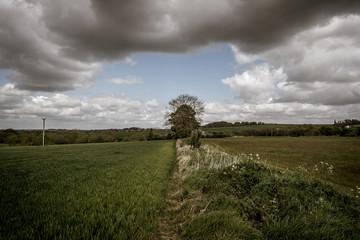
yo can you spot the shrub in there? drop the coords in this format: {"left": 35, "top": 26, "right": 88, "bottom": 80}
{"left": 176, "top": 144, "right": 360, "bottom": 239}
{"left": 190, "top": 130, "right": 202, "bottom": 149}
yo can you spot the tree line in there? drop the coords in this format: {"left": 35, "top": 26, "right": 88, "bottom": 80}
{"left": 204, "top": 122, "right": 360, "bottom": 138}
{"left": 0, "top": 128, "right": 173, "bottom": 146}
{"left": 203, "top": 121, "right": 264, "bottom": 128}
{"left": 333, "top": 119, "right": 360, "bottom": 127}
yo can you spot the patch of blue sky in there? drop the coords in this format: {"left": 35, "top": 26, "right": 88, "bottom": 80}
{"left": 93, "top": 44, "right": 239, "bottom": 103}
{"left": 0, "top": 69, "right": 11, "bottom": 85}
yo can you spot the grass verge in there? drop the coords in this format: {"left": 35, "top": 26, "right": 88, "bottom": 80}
{"left": 168, "top": 141, "right": 360, "bottom": 239}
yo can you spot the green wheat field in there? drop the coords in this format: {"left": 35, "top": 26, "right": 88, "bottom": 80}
{"left": 0, "top": 141, "right": 176, "bottom": 239}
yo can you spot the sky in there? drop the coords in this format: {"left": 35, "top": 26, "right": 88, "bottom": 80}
{"left": 1, "top": 0, "right": 360, "bottom": 129}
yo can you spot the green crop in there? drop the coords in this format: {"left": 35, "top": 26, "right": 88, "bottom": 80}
{"left": 0, "top": 141, "right": 176, "bottom": 239}
{"left": 205, "top": 137, "right": 360, "bottom": 189}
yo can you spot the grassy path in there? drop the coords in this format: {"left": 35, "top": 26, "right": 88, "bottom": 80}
{"left": 158, "top": 139, "right": 207, "bottom": 239}
{"left": 158, "top": 159, "right": 181, "bottom": 239}
{"left": 0, "top": 141, "right": 176, "bottom": 239}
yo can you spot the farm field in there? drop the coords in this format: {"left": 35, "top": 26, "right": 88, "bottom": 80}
{"left": 205, "top": 137, "right": 360, "bottom": 189}
{"left": 0, "top": 141, "right": 176, "bottom": 239}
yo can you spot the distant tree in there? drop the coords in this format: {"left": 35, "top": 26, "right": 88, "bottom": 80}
{"left": 320, "top": 126, "right": 334, "bottom": 136}
{"left": 334, "top": 119, "right": 360, "bottom": 127}
{"left": 5, "top": 134, "right": 18, "bottom": 146}
{"left": 165, "top": 94, "right": 204, "bottom": 124}
{"left": 167, "top": 104, "right": 200, "bottom": 138}
{"left": 4, "top": 128, "right": 18, "bottom": 135}
{"left": 340, "top": 127, "right": 350, "bottom": 137}
{"left": 147, "top": 128, "right": 154, "bottom": 140}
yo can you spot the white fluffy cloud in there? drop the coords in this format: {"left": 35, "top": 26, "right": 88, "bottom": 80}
{"left": 124, "top": 57, "right": 138, "bottom": 66}
{"left": 0, "top": 84, "right": 164, "bottom": 129}
{"left": 146, "top": 99, "right": 160, "bottom": 110}
{"left": 221, "top": 64, "right": 286, "bottom": 103}
{"left": 230, "top": 15, "right": 360, "bottom": 106}
{"left": 108, "top": 76, "right": 142, "bottom": 85}
{"left": 220, "top": 16, "right": 360, "bottom": 124}
{"left": 1, "top": 83, "right": 359, "bottom": 129}
{"left": 0, "top": 83, "right": 29, "bottom": 110}
{"left": 203, "top": 101, "right": 360, "bottom": 125}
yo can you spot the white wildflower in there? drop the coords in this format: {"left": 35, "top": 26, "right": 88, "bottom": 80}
{"left": 313, "top": 165, "right": 319, "bottom": 171}
{"left": 315, "top": 197, "right": 323, "bottom": 204}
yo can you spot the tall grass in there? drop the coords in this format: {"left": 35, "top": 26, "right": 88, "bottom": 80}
{"left": 175, "top": 142, "right": 360, "bottom": 239}
{"left": 177, "top": 143, "right": 263, "bottom": 179}
{"left": 0, "top": 141, "right": 176, "bottom": 239}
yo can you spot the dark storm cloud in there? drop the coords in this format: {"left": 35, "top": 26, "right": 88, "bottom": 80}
{"left": 42, "top": 0, "right": 360, "bottom": 58}
{"left": 40, "top": 0, "right": 180, "bottom": 61}
{"left": 221, "top": 0, "right": 360, "bottom": 52}
{"left": 0, "top": 0, "right": 98, "bottom": 92}
{"left": 1, "top": 0, "right": 360, "bottom": 92}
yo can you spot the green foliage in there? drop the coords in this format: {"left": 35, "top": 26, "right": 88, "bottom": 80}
{"left": 320, "top": 126, "right": 334, "bottom": 136}
{"left": 0, "top": 141, "right": 176, "bottom": 239}
{"left": 190, "top": 129, "right": 202, "bottom": 149}
{"left": 320, "top": 120, "right": 360, "bottom": 137}
{"left": 166, "top": 94, "right": 205, "bottom": 122}
{"left": 169, "top": 104, "right": 200, "bottom": 138}
{"left": 202, "top": 122, "right": 360, "bottom": 137}
{"left": 0, "top": 128, "right": 171, "bottom": 146}
{"left": 175, "top": 144, "right": 360, "bottom": 239}
{"left": 122, "top": 133, "right": 147, "bottom": 142}
{"left": 334, "top": 119, "right": 360, "bottom": 127}
{"left": 182, "top": 211, "right": 262, "bottom": 240}
{"left": 165, "top": 94, "right": 204, "bottom": 139}
{"left": 148, "top": 128, "right": 154, "bottom": 140}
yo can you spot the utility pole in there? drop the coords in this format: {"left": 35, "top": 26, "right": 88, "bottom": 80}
{"left": 41, "top": 118, "right": 46, "bottom": 146}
